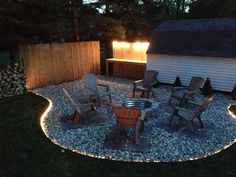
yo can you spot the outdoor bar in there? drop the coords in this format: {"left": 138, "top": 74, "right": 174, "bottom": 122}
{"left": 106, "top": 41, "right": 149, "bottom": 79}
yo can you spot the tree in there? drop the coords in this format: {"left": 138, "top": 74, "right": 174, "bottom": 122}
{"left": 0, "top": 0, "right": 77, "bottom": 46}
{"left": 173, "top": 76, "right": 182, "bottom": 86}
{"left": 90, "top": 0, "right": 154, "bottom": 40}
{"left": 202, "top": 78, "right": 214, "bottom": 96}
{"left": 79, "top": 15, "right": 126, "bottom": 41}
{"left": 159, "top": 0, "right": 191, "bottom": 19}
{"left": 189, "top": 0, "right": 236, "bottom": 18}
{"left": 0, "top": 0, "right": 79, "bottom": 63}
{"left": 68, "top": 0, "right": 84, "bottom": 41}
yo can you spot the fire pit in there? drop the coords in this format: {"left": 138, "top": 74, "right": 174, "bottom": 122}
{"left": 116, "top": 98, "right": 159, "bottom": 120}
{"left": 122, "top": 100, "right": 152, "bottom": 109}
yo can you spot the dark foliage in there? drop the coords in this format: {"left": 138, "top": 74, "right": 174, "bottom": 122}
{"left": 189, "top": 0, "right": 236, "bottom": 18}
{"left": 202, "top": 78, "right": 214, "bottom": 96}
{"left": 173, "top": 76, "right": 182, "bottom": 87}
{"left": 0, "top": 0, "right": 76, "bottom": 47}
{"left": 0, "top": 63, "right": 26, "bottom": 98}
{"left": 0, "top": 0, "right": 235, "bottom": 49}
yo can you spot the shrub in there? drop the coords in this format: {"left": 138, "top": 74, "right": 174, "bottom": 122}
{"left": 202, "top": 78, "right": 213, "bottom": 96}
{"left": 0, "top": 63, "right": 27, "bottom": 99}
{"left": 173, "top": 76, "right": 182, "bottom": 87}
{"left": 231, "top": 84, "right": 236, "bottom": 100}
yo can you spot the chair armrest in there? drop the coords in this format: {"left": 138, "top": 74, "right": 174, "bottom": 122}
{"left": 173, "top": 86, "right": 186, "bottom": 91}
{"left": 79, "top": 103, "right": 97, "bottom": 112}
{"left": 187, "top": 100, "right": 201, "bottom": 107}
{"left": 184, "top": 90, "right": 200, "bottom": 94}
{"left": 150, "top": 80, "right": 158, "bottom": 87}
{"left": 174, "top": 107, "right": 194, "bottom": 113}
{"left": 170, "top": 86, "right": 186, "bottom": 95}
{"left": 98, "top": 84, "right": 110, "bottom": 91}
{"left": 140, "top": 110, "right": 146, "bottom": 121}
{"left": 134, "top": 80, "right": 143, "bottom": 84}
{"left": 144, "top": 81, "right": 158, "bottom": 90}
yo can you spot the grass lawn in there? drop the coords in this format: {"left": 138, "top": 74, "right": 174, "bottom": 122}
{"left": 1, "top": 92, "right": 236, "bottom": 177}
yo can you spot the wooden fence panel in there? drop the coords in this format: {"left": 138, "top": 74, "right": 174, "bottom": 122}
{"left": 19, "top": 41, "right": 100, "bottom": 89}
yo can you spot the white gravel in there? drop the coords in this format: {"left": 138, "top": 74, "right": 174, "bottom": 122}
{"left": 33, "top": 75, "right": 236, "bottom": 162}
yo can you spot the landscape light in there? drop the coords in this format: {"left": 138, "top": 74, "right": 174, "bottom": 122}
{"left": 112, "top": 41, "right": 130, "bottom": 48}
{"left": 228, "top": 105, "right": 236, "bottom": 119}
{"left": 133, "top": 42, "right": 149, "bottom": 50}
{"left": 112, "top": 41, "right": 149, "bottom": 51}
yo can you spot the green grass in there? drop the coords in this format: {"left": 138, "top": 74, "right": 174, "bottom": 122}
{"left": 1, "top": 93, "right": 236, "bottom": 177}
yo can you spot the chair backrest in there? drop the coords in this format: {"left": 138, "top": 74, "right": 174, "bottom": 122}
{"left": 194, "top": 96, "right": 214, "bottom": 118}
{"left": 112, "top": 106, "right": 141, "bottom": 128}
{"left": 143, "top": 70, "right": 158, "bottom": 88}
{"left": 62, "top": 88, "right": 82, "bottom": 113}
{"left": 82, "top": 73, "right": 98, "bottom": 94}
{"left": 187, "top": 77, "right": 205, "bottom": 92}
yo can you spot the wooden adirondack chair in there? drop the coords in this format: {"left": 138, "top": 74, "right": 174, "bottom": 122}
{"left": 169, "top": 76, "right": 205, "bottom": 107}
{"left": 133, "top": 70, "right": 158, "bottom": 98}
{"left": 112, "top": 106, "right": 142, "bottom": 144}
{"left": 82, "top": 73, "right": 112, "bottom": 106}
{"left": 63, "top": 88, "right": 97, "bottom": 123}
{"left": 169, "top": 96, "right": 214, "bottom": 132}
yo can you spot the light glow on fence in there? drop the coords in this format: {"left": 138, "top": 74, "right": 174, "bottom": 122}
{"left": 112, "top": 41, "right": 130, "bottom": 48}
{"left": 133, "top": 42, "right": 149, "bottom": 50}
{"left": 112, "top": 41, "right": 149, "bottom": 51}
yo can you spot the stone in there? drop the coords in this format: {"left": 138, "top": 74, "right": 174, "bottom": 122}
{"left": 33, "top": 75, "right": 236, "bottom": 163}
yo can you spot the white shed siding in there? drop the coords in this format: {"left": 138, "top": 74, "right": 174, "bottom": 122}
{"left": 147, "top": 54, "right": 236, "bottom": 92}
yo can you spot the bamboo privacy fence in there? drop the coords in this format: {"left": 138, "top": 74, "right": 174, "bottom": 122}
{"left": 19, "top": 41, "right": 100, "bottom": 89}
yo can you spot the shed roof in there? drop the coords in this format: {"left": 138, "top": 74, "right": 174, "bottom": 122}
{"left": 147, "top": 18, "right": 236, "bottom": 58}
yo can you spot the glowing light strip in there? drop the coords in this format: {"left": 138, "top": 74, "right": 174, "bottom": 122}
{"left": 37, "top": 92, "right": 236, "bottom": 163}
{"left": 39, "top": 98, "right": 53, "bottom": 136}
{"left": 133, "top": 42, "right": 149, "bottom": 50}
{"left": 228, "top": 104, "right": 236, "bottom": 119}
{"left": 112, "top": 41, "right": 130, "bottom": 48}
{"left": 112, "top": 41, "right": 149, "bottom": 50}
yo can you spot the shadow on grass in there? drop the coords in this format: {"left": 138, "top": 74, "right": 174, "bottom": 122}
{"left": 0, "top": 92, "right": 236, "bottom": 177}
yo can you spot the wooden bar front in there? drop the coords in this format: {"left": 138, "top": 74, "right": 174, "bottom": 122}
{"left": 106, "top": 58, "right": 146, "bottom": 80}
{"left": 107, "top": 42, "right": 149, "bottom": 80}
{"left": 113, "top": 62, "right": 146, "bottom": 80}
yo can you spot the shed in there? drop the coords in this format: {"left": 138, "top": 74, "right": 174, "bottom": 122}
{"left": 147, "top": 18, "right": 236, "bottom": 92}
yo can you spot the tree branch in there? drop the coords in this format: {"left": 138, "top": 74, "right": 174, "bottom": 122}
{"left": 161, "top": 0, "right": 170, "bottom": 18}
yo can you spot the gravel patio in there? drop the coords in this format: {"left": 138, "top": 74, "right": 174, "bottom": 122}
{"left": 33, "top": 75, "right": 236, "bottom": 162}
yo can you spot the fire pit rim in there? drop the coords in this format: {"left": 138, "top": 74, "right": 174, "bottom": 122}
{"left": 122, "top": 99, "right": 152, "bottom": 110}
{"left": 115, "top": 98, "right": 159, "bottom": 111}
